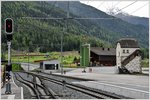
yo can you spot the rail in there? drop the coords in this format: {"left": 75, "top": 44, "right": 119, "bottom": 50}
{"left": 24, "top": 71, "right": 131, "bottom": 99}
{"left": 14, "top": 72, "right": 58, "bottom": 99}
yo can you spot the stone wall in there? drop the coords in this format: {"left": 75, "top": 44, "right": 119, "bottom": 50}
{"left": 124, "top": 56, "right": 142, "bottom": 73}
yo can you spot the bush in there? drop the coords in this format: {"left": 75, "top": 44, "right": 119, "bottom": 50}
{"left": 12, "top": 63, "right": 24, "bottom": 71}
{"left": 141, "top": 59, "right": 149, "bottom": 67}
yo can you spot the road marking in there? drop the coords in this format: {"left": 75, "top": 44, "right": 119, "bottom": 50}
{"left": 21, "top": 87, "right": 24, "bottom": 99}
{"left": 90, "top": 81, "right": 149, "bottom": 94}
{"left": 97, "top": 80, "right": 148, "bottom": 88}
{"left": 73, "top": 81, "right": 149, "bottom": 94}
{"left": 8, "top": 95, "right": 15, "bottom": 99}
{"left": 11, "top": 72, "right": 19, "bottom": 88}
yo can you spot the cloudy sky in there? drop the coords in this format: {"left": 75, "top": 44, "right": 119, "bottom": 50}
{"left": 80, "top": 1, "right": 149, "bottom": 17}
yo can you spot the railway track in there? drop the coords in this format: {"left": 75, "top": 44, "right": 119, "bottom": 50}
{"left": 14, "top": 72, "right": 59, "bottom": 99}
{"left": 21, "top": 71, "right": 131, "bottom": 99}
{"left": 36, "top": 71, "right": 94, "bottom": 81}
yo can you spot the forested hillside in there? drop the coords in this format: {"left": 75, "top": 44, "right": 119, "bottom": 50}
{"left": 53, "top": 1, "right": 148, "bottom": 47}
{"left": 115, "top": 13, "right": 149, "bottom": 27}
{"left": 1, "top": 1, "right": 149, "bottom": 52}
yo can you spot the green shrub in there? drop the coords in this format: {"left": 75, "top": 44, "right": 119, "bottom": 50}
{"left": 141, "top": 59, "right": 149, "bottom": 67}
{"left": 12, "top": 63, "right": 24, "bottom": 71}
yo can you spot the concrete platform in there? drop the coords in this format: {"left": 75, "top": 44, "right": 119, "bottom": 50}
{"left": 1, "top": 72, "right": 23, "bottom": 99}
{"left": 142, "top": 68, "right": 149, "bottom": 75}
{"left": 65, "top": 66, "right": 149, "bottom": 75}
{"left": 55, "top": 67, "right": 149, "bottom": 99}
{"left": 73, "top": 81, "right": 149, "bottom": 99}
{"left": 66, "top": 66, "right": 118, "bottom": 74}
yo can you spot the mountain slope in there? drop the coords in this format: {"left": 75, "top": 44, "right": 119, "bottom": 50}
{"left": 1, "top": 1, "right": 105, "bottom": 52}
{"left": 115, "top": 13, "right": 149, "bottom": 27}
{"left": 1, "top": 1, "right": 149, "bottom": 53}
{"left": 53, "top": 1, "right": 149, "bottom": 48}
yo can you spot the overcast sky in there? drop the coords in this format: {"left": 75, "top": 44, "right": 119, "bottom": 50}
{"left": 80, "top": 1, "right": 149, "bottom": 18}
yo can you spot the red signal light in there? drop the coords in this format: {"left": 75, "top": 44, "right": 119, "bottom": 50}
{"left": 5, "top": 18, "right": 13, "bottom": 34}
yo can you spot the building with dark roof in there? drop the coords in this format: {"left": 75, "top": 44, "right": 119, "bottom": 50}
{"left": 90, "top": 47, "right": 116, "bottom": 66}
{"left": 116, "top": 38, "right": 141, "bottom": 73}
{"left": 117, "top": 38, "right": 139, "bottom": 48}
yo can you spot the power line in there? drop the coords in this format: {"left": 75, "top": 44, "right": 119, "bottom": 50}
{"left": 115, "top": 1, "right": 138, "bottom": 14}
{"left": 74, "top": 17, "right": 118, "bottom": 20}
{"left": 87, "top": 1, "right": 89, "bottom": 5}
{"left": 97, "top": 1, "right": 105, "bottom": 8}
{"left": 21, "top": 17, "right": 118, "bottom": 20}
{"left": 114, "top": 1, "right": 122, "bottom": 7}
{"left": 130, "top": 3, "right": 148, "bottom": 14}
{"left": 21, "top": 17, "right": 63, "bottom": 19}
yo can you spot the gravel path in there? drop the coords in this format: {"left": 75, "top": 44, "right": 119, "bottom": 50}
{"left": 34, "top": 72, "right": 88, "bottom": 83}
{"left": 13, "top": 72, "right": 99, "bottom": 99}
{"left": 13, "top": 72, "right": 32, "bottom": 99}
{"left": 41, "top": 79, "right": 95, "bottom": 99}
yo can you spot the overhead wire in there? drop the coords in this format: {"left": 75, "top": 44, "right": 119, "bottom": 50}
{"left": 86, "top": 1, "right": 89, "bottom": 5}
{"left": 113, "top": 1, "right": 122, "bottom": 7}
{"left": 130, "top": 3, "right": 148, "bottom": 15}
{"left": 97, "top": 1, "right": 105, "bottom": 8}
{"left": 115, "top": 1, "right": 138, "bottom": 14}
{"left": 21, "top": 16, "right": 119, "bottom": 20}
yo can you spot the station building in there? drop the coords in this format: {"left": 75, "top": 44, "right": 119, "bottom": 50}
{"left": 79, "top": 38, "right": 142, "bottom": 74}
{"left": 90, "top": 47, "right": 116, "bottom": 66}
{"left": 116, "top": 38, "right": 142, "bottom": 73}
{"left": 39, "top": 60, "right": 60, "bottom": 73}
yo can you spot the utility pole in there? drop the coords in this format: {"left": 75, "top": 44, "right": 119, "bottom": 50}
{"left": 27, "top": 43, "right": 30, "bottom": 77}
{"left": 28, "top": 43, "right": 29, "bottom": 71}
{"left": 18, "top": 48, "right": 19, "bottom": 71}
{"left": 28, "top": 48, "right": 29, "bottom": 71}
{"left": 60, "top": 1, "right": 69, "bottom": 74}
{"left": 83, "top": 44, "right": 86, "bottom": 72}
{"left": 82, "top": 36, "right": 86, "bottom": 73}
{"left": 17, "top": 26, "right": 20, "bottom": 71}
{"left": 60, "top": 27, "right": 64, "bottom": 74}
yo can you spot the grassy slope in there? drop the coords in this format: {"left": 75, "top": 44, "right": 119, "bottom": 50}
{"left": 10, "top": 51, "right": 80, "bottom": 67}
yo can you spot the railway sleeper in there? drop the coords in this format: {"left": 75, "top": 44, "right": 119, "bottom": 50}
{"left": 14, "top": 73, "right": 41, "bottom": 99}
{"left": 23, "top": 72, "right": 130, "bottom": 99}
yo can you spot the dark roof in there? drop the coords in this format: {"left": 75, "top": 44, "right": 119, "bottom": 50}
{"left": 117, "top": 38, "right": 139, "bottom": 48}
{"left": 90, "top": 47, "right": 116, "bottom": 56}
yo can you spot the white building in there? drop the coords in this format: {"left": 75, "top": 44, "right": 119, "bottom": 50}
{"left": 39, "top": 60, "right": 60, "bottom": 73}
{"left": 116, "top": 38, "right": 142, "bottom": 73}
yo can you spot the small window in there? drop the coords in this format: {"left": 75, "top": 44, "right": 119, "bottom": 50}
{"left": 45, "top": 64, "right": 55, "bottom": 70}
{"left": 123, "top": 50, "right": 125, "bottom": 53}
{"left": 127, "top": 50, "right": 129, "bottom": 53}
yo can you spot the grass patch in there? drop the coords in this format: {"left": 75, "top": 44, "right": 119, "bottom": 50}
{"left": 10, "top": 51, "right": 79, "bottom": 64}
{"left": 141, "top": 59, "right": 149, "bottom": 67}
{"left": 11, "top": 56, "right": 48, "bottom": 63}
{"left": 5, "top": 51, "right": 80, "bottom": 68}
{"left": 63, "top": 64, "right": 77, "bottom": 68}
{"left": 12, "top": 63, "right": 24, "bottom": 71}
